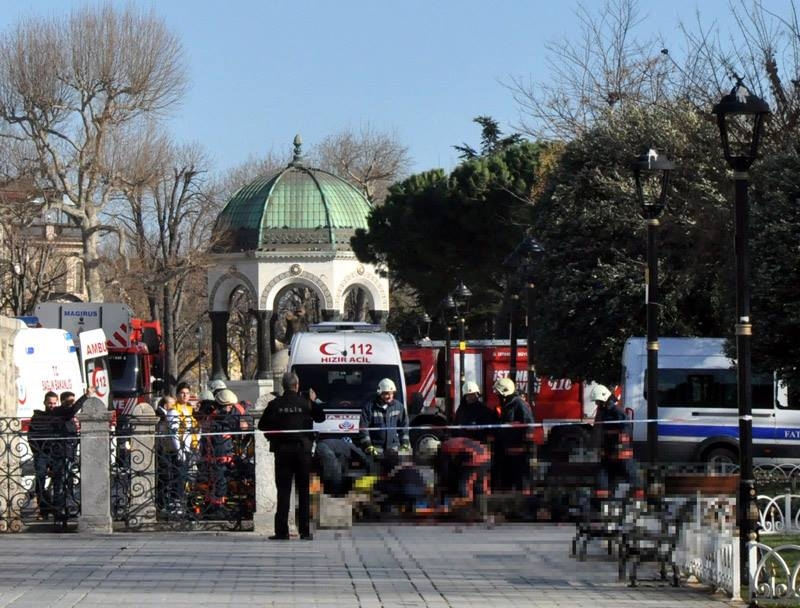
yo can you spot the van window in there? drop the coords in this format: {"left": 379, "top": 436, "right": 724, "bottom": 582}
{"left": 654, "top": 369, "right": 776, "bottom": 409}
{"left": 292, "top": 364, "right": 404, "bottom": 407}
{"left": 403, "top": 360, "right": 422, "bottom": 385}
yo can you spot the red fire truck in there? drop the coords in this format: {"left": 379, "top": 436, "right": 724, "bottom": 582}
{"left": 400, "top": 341, "right": 597, "bottom": 455}
{"left": 34, "top": 302, "right": 165, "bottom": 414}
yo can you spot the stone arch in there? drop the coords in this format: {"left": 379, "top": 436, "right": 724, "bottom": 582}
{"left": 335, "top": 271, "right": 388, "bottom": 313}
{"left": 208, "top": 271, "right": 258, "bottom": 311}
{"left": 260, "top": 269, "right": 333, "bottom": 311}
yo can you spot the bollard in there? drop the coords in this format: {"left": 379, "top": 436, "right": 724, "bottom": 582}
{"left": 251, "top": 401, "right": 278, "bottom": 535}
{"left": 78, "top": 397, "right": 113, "bottom": 534}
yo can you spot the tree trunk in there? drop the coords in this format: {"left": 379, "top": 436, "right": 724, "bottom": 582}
{"left": 162, "top": 283, "right": 177, "bottom": 392}
{"left": 82, "top": 220, "right": 104, "bottom": 302}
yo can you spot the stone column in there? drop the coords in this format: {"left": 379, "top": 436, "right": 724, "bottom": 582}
{"left": 210, "top": 310, "right": 230, "bottom": 380}
{"left": 254, "top": 310, "right": 272, "bottom": 380}
{"left": 250, "top": 400, "right": 277, "bottom": 535}
{"left": 127, "top": 402, "right": 159, "bottom": 527}
{"left": 78, "top": 396, "right": 113, "bottom": 534}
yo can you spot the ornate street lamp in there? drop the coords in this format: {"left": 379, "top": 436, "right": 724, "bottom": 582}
{"left": 452, "top": 281, "right": 472, "bottom": 405}
{"left": 521, "top": 238, "right": 545, "bottom": 406}
{"left": 504, "top": 234, "right": 544, "bottom": 394}
{"left": 712, "top": 77, "right": 770, "bottom": 563}
{"left": 440, "top": 294, "right": 456, "bottom": 420}
{"left": 632, "top": 147, "right": 673, "bottom": 465}
{"left": 195, "top": 325, "right": 204, "bottom": 388}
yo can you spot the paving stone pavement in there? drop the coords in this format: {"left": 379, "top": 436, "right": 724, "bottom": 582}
{"left": 0, "top": 523, "right": 742, "bottom": 607}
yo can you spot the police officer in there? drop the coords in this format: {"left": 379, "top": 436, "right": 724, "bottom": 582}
{"left": 359, "top": 378, "right": 410, "bottom": 475}
{"left": 258, "top": 372, "right": 325, "bottom": 540}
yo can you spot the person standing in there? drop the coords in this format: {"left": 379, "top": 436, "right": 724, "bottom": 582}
{"left": 258, "top": 372, "right": 325, "bottom": 540}
{"left": 591, "top": 384, "right": 642, "bottom": 501}
{"left": 358, "top": 378, "right": 410, "bottom": 474}
{"left": 201, "top": 388, "right": 249, "bottom": 516}
{"left": 28, "top": 388, "right": 91, "bottom": 522}
{"left": 492, "top": 377, "right": 534, "bottom": 492}
{"left": 454, "top": 381, "right": 499, "bottom": 443}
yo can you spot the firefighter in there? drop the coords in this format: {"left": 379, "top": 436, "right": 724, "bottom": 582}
{"left": 433, "top": 436, "right": 492, "bottom": 516}
{"left": 359, "top": 378, "right": 410, "bottom": 475}
{"left": 591, "top": 384, "right": 643, "bottom": 500}
{"left": 454, "top": 381, "right": 499, "bottom": 443}
{"left": 492, "top": 377, "right": 534, "bottom": 493}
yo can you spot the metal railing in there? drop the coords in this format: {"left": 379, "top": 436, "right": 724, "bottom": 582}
{"left": 0, "top": 417, "right": 80, "bottom": 530}
{"left": 110, "top": 416, "right": 254, "bottom": 531}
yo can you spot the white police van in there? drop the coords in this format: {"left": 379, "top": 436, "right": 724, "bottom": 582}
{"left": 288, "top": 322, "right": 406, "bottom": 437}
{"left": 620, "top": 337, "right": 798, "bottom": 464}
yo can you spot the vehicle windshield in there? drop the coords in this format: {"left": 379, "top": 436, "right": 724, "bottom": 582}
{"left": 108, "top": 353, "right": 142, "bottom": 394}
{"left": 292, "top": 364, "right": 404, "bottom": 408}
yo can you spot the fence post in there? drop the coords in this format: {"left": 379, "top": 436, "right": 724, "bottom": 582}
{"left": 78, "top": 396, "right": 113, "bottom": 534}
{"left": 250, "top": 402, "right": 277, "bottom": 535}
{"left": 127, "top": 402, "right": 159, "bottom": 526}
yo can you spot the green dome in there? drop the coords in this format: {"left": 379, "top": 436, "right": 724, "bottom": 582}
{"left": 214, "top": 139, "right": 373, "bottom": 253}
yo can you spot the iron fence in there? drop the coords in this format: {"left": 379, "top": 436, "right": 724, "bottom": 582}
{"left": 0, "top": 417, "right": 80, "bottom": 531}
{"left": 110, "top": 416, "right": 254, "bottom": 531}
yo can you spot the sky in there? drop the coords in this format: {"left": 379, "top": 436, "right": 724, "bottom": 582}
{"left": 0, "top": 0, "right": 783, "bottom": 178}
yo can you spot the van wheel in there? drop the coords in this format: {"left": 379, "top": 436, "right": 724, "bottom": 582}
{"left": 704, "top": 447, "right": 738, "bottom": 472}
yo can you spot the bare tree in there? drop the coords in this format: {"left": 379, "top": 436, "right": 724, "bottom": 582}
{"left": 215, "top": 151, "right": 290, "bottom": 204}
{"left": 109, "top": 138, "right": 219, "bottom": 390}
{"left": 509, "top": 0, "right": 671, "bottom": 140}
{"left": 314, "top": 125, "right": 410, "bottom": 204}
{"left": 0, "top": 4, "right": 187, "bottom": 301}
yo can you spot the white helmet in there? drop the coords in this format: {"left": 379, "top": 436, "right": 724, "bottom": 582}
{"left": 416, "top": 436, "right": 441, "bottom": 463}
{"left": 209, "top": 379, "right": 227, "bottom": 393}
{"left": 377, "top": 378, "right": 397, "bottom": 393}
{"left": 589, "top": 384, "right": 612, "bottom": 403}
{"left": 215, "top": 389, "right": 238, "bottom": 406}
{"left": 493, "top": 377, "right": 516, "bottom": 397}
{"left": 462, "top": 381, "right": 480, "bottom": 396}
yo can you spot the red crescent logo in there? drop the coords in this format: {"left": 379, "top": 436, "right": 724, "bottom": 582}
{"left": 91, "top": 368, "right": 108, "bottom": 398}
{"left": 319, "top": 342, "right": 340, "bottom": 355}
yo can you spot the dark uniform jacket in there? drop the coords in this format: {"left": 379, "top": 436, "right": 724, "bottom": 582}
{"left": 258, "top": 390, "right": 325, "bottom": 452}
{"left": 454, "top": 399, "right": 499, "bottom": 442}
{"left": 358, "top": 397, "right": 409, "bottom": 452}
{"left": 595, "top": 402, "right": 633, "bottom": 462}
{"left": 496, "top": 395, "right": 534, "bottom": 454}
{"left": 28, "top": 396, "right": 86, "bottom": 457}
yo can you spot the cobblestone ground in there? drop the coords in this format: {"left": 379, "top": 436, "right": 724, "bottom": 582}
{"left": 0, "top": 523, "right": 741, "bottom": 607}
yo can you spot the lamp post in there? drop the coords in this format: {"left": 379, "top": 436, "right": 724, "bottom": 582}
{"left": 712, "top": 77, "right": 770, "bottom": 562}
{"left": 452, "top": 281, "right": 472, "bottom": 404}
{"left": 441, "top": 294, "right": 456, "bottom": 420}
{"left": 504, "top": 234, "right": 544, "bottom": 394}
{"left": 195, "top": 325, "right": 204, "bottom": 388}
{"left": 632, "top": 147, "right": 674, "bottom": 465}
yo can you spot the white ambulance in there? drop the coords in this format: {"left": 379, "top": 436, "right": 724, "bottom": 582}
{"left": 620, "top": 336, "right": 798, "bottom": 464}
{"left": 288, "top": 322, "right": 407, "bottom": 436}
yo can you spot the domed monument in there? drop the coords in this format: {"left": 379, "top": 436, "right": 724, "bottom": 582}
{"left": 206, "top": 136, "right": 389, "bottom": 397}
